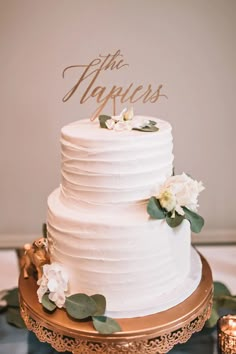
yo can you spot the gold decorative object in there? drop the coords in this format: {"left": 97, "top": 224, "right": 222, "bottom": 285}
{"left": 218, "top": 315, "right": 236, "bottom": 354}
{"left": 62, "top": 50, "right": 168, "bottom": 119}
{"left": 22, "top": 237, "right": 50, "bottom": 279}
{"left": 19, "top": 254, "right": 213, "bottom": 354}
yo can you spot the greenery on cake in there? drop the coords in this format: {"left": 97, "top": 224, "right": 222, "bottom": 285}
{"left": 37, "top": 262, "right": 121, "bottom": 334}
{"left": 99, "top": 107, "right": 159, "bottom": 132}
{"left": 147, "top": 173, "right": 205, "bottom": 233}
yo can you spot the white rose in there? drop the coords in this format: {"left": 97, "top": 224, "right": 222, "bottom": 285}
{"left": 158, "top": 173, "right": 204, "bottom": 213}
{"left": 106, "top": 108, "right": 135, "bottom": 131}
{"left": 37, "top": 262, "right": 69, "bottom": 308}
{"left": 114, "top": 121, "right": 132, "bottom": 131}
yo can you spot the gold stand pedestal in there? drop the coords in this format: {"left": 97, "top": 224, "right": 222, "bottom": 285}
{"left": 19, "top": 255, "right": 213, "bottom": 354}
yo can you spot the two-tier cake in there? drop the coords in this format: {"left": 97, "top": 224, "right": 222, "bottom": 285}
{"left": 42, "top": 112, "right": 204, "bottom": 319}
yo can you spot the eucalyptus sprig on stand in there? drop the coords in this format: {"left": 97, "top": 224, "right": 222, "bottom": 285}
{"left": 41, "top": 292, "right": 121, "bottom": 334}
{"left": 0, "top": 288, "right": 26, "bottom": 328}
{"left": 205, "top": 281, "right": 236, "bottom": 329}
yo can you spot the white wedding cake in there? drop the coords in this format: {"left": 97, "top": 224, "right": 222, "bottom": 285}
{"left": 46, "top": 113, "right": 203, "bottom": 318}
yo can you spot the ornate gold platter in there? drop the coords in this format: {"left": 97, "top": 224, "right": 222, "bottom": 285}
{"left": 19, "top": 254, "right": 213, "bottom": 354}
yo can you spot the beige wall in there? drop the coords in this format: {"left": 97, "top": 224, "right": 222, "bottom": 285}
{"left": 0, "top": 0, "right": 235, "bottom": 246}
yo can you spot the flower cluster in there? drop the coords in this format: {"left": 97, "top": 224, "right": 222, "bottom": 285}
{"left": 99, "top": 108, "right": 159, "bottom": 132}
{"left": 37, "top": 262, "right": 69, "bottom": 308}
{"left": 105, "top": 107, "right": 134, "bottom": 131}
{"left": 147, "top": 173, "right": 205, "bottom": 233}
{"left": 157, "top": 173, "right": 205, "bottom": 217}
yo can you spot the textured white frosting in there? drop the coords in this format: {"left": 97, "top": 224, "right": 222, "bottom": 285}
{"left": 47, "top": 116, "right": 202, "bottom": 318}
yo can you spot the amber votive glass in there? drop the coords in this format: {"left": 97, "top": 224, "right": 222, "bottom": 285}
{"left": 218, "top": 315, "right": 236, "bottom": 354}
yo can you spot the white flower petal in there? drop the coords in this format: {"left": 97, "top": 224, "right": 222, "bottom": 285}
{"left": 175, "top": 205, "right": 185, "bottom": 216}
{"left": 37, "top": 284, "right": 48, "bottom": 303}
{"left": 132, "top": 117, "right": 149, "bottom": 129}
{"left": 105, "top": 119, "right": 115, "bottom": 130}
{"left": 36, "top": 262, "right": 69, "bottom": 308}
{"left": 48, "top": 278, "right": 58, "bottom": 292}
{"left": 124, "top": 121, "right": 132, "bottom": 131}
{"left": 114, "top": 121, "right": 127, "bottom": 131}
{"left": 49, "top": 292, "right": 58, "bottom": 302}
{"left": 123, "top": 107, "right": 133, "bottom": 121}
{"left": 55, "top": 293, "right": 66, "bottom": 308}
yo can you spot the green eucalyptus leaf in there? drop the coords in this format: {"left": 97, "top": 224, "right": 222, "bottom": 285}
{"left": 205, "top": 304, "right": 219, "bottom": 328}
{"left": 133, "top": 125, "right": 159, "bottom": 132}
{"left": 183, "top": 207, "right": 204, "bottom": 233}
{"left": 91, "top": 294, "right": 106, "bottom": 316}
{"left": 166, "top": 213, "right": 185, "bottom": 228}
{"left": 98, "top": 115, "right": 111, "bottom": 129}
{"left": 214, "top": 281, "right": 231, "bottom": 297}
{"left": 3, "top": 288, "right": 19, "bottom": 308}
{"left": 6, "top": 307, "right": 26, "bottom": 328}
{"left": 217, "top": 295, "right": 236, "bottom": 310}
{"left": 65, "top": 293, "right": 97, "bottom": 319}
{"left": 92, "top": 316, "right": 122, "bottom": 334}
{"left": 149, "top": 120, "right": 157, "bottom": 125}
{"left": 0, "top": 290, "right": 8, "bottom": 300}
{"left": 42, "top": 293, "right": 57, "bottom": 312}
{"left": 147, "top": 197, "right": 166, "bottom": 219}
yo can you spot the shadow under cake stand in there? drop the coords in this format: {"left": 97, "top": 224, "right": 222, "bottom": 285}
{"left": 19, "top": 254, "right": 213, "bottom": 354}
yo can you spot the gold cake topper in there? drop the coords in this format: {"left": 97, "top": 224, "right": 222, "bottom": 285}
{"left": 62, "top": 50, "right": 167, "bottom": 120}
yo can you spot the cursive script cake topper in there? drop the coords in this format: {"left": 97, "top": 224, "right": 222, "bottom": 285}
{"left": 62, "top": 50, "right": 167, "bottom": 120}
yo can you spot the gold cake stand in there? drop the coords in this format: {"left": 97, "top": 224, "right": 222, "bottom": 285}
{"left": 19, "top": 255, "right": 213, "bottom": 354}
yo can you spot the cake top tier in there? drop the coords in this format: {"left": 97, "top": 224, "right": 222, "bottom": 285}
{"left": 59, "top": 116, "right": 174, "bottom": 208}
{"left": 61, "top": 116, "right": 172, "bottom": 148}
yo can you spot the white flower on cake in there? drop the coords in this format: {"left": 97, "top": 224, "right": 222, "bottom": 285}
{"left": 147, "top": 173, "right": 205, "bottom": 233}
{"left": 105, "top": 108, "right": 133, "bottom": 131}
{"left": 158, "top": 173, "right": 204, "bottom": 216}
{"left": 131, "top": 116, "right": 153, "bottom": 129}
{"left": 37, "top": 262, "right": 69, "bottom": 308}
{"left": 36, "top": 262, "right": 121, "bottom": 334}
{"left": 99, "top": 107, "right": 159, "bottom": 132}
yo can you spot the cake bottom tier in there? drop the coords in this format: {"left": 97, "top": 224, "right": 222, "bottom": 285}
{"left": 47, "top": 188, "right": 202, "bottom": 318}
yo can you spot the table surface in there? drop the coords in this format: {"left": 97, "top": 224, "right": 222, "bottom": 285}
{"left": 1, "top": 245, "right": 236, "bottom": 354}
